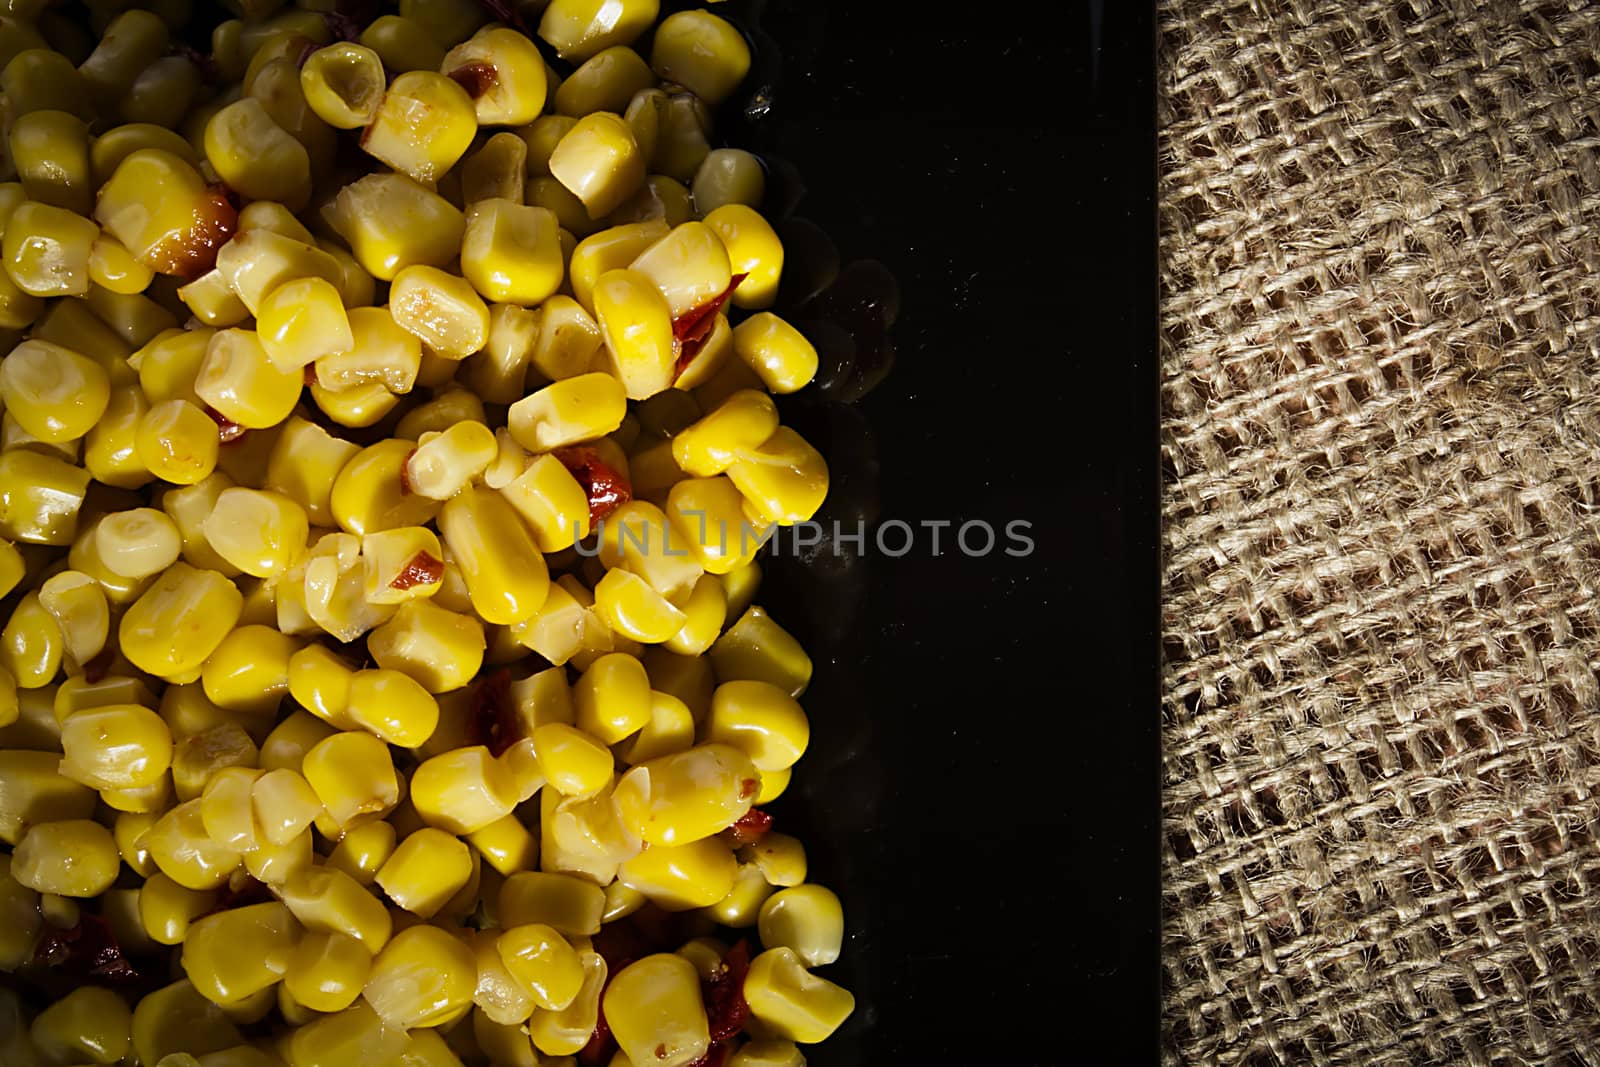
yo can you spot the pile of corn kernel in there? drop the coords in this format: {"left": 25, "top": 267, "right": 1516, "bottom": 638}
{"left": 0, "top": 0, "right": 855, "bottom": 1064}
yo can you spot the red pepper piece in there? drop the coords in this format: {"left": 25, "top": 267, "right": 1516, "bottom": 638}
{"left": 553, "top": 446, "right": 633, "bottom": 526}
{"left": 81, "top": 646, "right": 116, "bottom": 685}
{"left": 577, "top": 1002, "right": 615, "bottom": 1067}
{"left": 703, "top": 939, "right": 752, "bottom": 1044}
{"left": 303, "top": 363, "right": 319, "bottom": 386}
{"left": 390, "top": 551, "right": 444, "bottom": 591}
{"left": 448, "top": 62, "right": 498, "bottom": 99}
{"left": 398, "top": 448, "right": 418, "bottom": 494}
{"left": 467, "top": 667, "right": 517, "bottom": 756}
{"left": 32, "top": 913, "right": 138, "bottom": 983}
{"left": 726, "top": 808, "right": 772, "bottom": 847}
{"left": 673, "top": 273, "right": 748, "bottom": 375}
{"left": 204, "top": 406, "right": 249, "bottom": 444}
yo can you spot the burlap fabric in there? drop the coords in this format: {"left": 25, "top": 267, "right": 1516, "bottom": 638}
{"left": 1160, "top": 1, "right": 1600, "bottom": 1063}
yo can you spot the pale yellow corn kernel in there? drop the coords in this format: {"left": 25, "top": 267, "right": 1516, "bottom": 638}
{"left": 301, "top": 729, "right": 398, "bottom": 827}
{"left": 614, "top": 690, "right": 695, "bottom": 765}
{"left": 498, "top": 453, "right": 588, "bottom": 553}
{"left": 182, "top": 900, "right": 299, "bottom": 1006}
{"left": 743, "top": 947, "right": 853, "bottom": 1045}
{"left": 512, "top": 376, "right": 627, "bottom": 463}
{"left": 0, "top": 447, "right": 90, "bottom": 546}
{"left": 257, "top": 277, "right": 354, "bottom": 373}
{"left": 131, "top": 327, "right": 209, "bottom": 406}
{"left": 651, "top": 9, "right": 750, "bottom": 105}
{"left": 135, "top": 399, "right": 219, "bottom": 486}
{"left": 706, "top": 681, "right": 809, "bottom": 773}
{"left": 29, "top": 983, "right": 131, "bottom": 1064}
{"left": 533, "top": 722, "right": 615, "bottom": 798}
{"left": 87, "top": 241, "right": 155, "bottom": 310}
{"left": 540, "top": 780, "right": 641, "bottom": 885}
{"left": 250, "top": 766, "right": 323, "bottom": 846}
{"left": 558, "top": 47, "right": 653, "bottom": 120}
{"left": 673, "top": 390, "right": 778, "bottom": 479}
{"left": 0, "top": 591, "right": 61, "bottom": 687}
{"left": 330, "top": 438, "right": 444, "bottom": 535}
{"left": 199, "top": 764, "right": 261, "bottom": 851}
{"left": 302, "top": 531, "right": 399, "bottom": 642}
{"left": 613, "top": 742, "right": 759, "bottom": 847}
{"left": 85, "top": 510, "right": 176, "bottom": 587}
{"left": 309, "top": 380, "right": 400, "bottom": 429}
{"left": 410, "top": 746, "right": 516, "bottom": 836}
{"left": 710, "top": 605, "right": 812, "bottom": 698}
{"left": 602, "top": 879, "right": 646, "bottom": 923}
{"left": 231, "top": 202, "right": 308, "bottom": 246}
{"left": 56, "top": 702, "right": 171, "bottom": 793}
{"left": 442, "top": 25, "right": 547, "bottom": 126}
{"left": 435, "top": 837, "right": 485, "bottom": 926}
{"left": 629, "top": 221, "right": 733, "bottom": 321}
{"left": 692, "top": 150, "right": 765, "bottom": 216}
{"left": 315, "top": 306, "right": 422, "bottom": 393}
{"left": 2, "top": 200, "right": 96, "bottom": 297}
{"left": 497, "top": 923, "right": 584, "bottom": 1011}
{"left": 498, "top": 870, "right": 605, "bottom": 937}
{"left": 315, "top": 239, "right": 376, "bottom": 310}
{"left": 244, "top": 823, "right": 314, "bottom": 886}
{"left": 283, "top": 1000, "right": 403, "bottom": 1067}
{"left": 158, "top": 680, "right": 230, "bottom": 741}
{"left": 94, "top": 150, "right": 235, "bottom": 285}
{"left": 460, "top": 927, "right": 534, "bottom": 1026}
{"left": 754, "top": 765, "right": 790, "bottom": 805}
{"left": 248, "top": 59, "right": 337, "bottom": 179}
{"left": 204, "top": 97, "right": 311, "bottom": 210}
{"left": 572, "top": 652, "right": 650, "bottom": 745}
{"left": 261, "top": 418, "right": 360, "bottom": 529}
{"left": 1, "top": 410, "right": 77, "bottom": 460}
{"left": 701, "top": 860, "right": 775, "bottom": 929}
{"left": 724, "top": 428, "right": 827, "bottom": 529}
{"left": 0, "top": 270, "right": 43, "bottom": 329}
{"left": 550, "top": 113, "right": 645, "bottom": 220}
{"left": 80, "top": 7, "right": 168, "bottom": 98}
{"left": 462, "top": 811, "right": 536, "bottom": 877}
{"left": 674, "top": 318, "right": 743, "bottom": 403}
{"left": 91, "top": 125, "right": 193, "bottom": 187}
{"left": 284, "top": 930, "right": 372, "bottom": 1017}
{"left": 280, "top": 864, "right": 393, "bottom": 953}
{"left": 0, "top": 541, "right": 21, "bottom": 602}
{"left": 702, "top": 206, "right": 779, "bottom": 310}
{"left": 473, "top": 1008, "right": 539, "bottom": 1063}
{"left": 0, "top": 853, "right": 41, "bottom": 967}
{"left": 195, "top": 329, "right": 304, "bottom": 429}
{"left": 132, "top": 979, "right": 246, "bottom": 1066}
{"left": 171, "top": 720, "right": 259, "bottom": 801}
{"left": 367, "top": 599, "right": 485, "bottom": 693}
{"left": 36, "top": 569, "right": 108, "bottom": 666}
{"left": 88, "top": 281, "right": 179, "bottom": 349}
{"left": 729, "top": 1039, "right": 805, "bottom": 1067}
{"left": 359, "top": 526, "right": 443, "bottom": 607}
{"left": 363, "top": 924, "right": 475, "bottom": 1029}
{"left": 326, "top": 819, "right": 395, "bottom": 887}
{"left": 529, "top": 175, "right": 600, "bottom": 238}
{"left": 361, "top": 71, "right": 476, "bottom": 185}
{"left": 407, "top": 422, "right": 498, "bottom": 501}
{"left": 387, "top": 265, "right": 491, "bottom": 360}
{"left": 375, "top": 827, "right": 472, "bottom": 919}
{"left": 731, "top": 314, "right": 817, "bottom": 395}
{"left": 55, "top": 673, "right": 152, "bottom": 724}
{"left": 739, "top": 833, "right": 805, "bottom": 890}
{"left": 439, "top": 486, "right": 551, "bottom": 625}
{"left": 518, "top": 114, "right": 576, "bottom": 178}
{"left": 299, "top": 42, "right": 385, "bottom": 129}
{"left": 521, "top": 948, "right": 602, "bottom": 1056}
{"left": 595, "top": 568, "right": 687, "bottom": 645}
{"left": 668, "top": 938, "right": 724, "bottom": 983}
{"left": 589, "top": 269, "right": 673, "bottom": 399}
{"left": 200, "top": 624, "right": 298, "bottom": 718}
{"left": 114, "top": 809, "right": 159, "bottom": 877}
{"left": 617, "top": 837, "right": 736, "bottom": 912}
{"left": 459, "top": 307, "right": 535, "bottom": 407}
{"left": 664, "top": 576, "right": 725, "bottom": 657}
{"left": 538, "top": 0, "right": 659, "bottom": 61}
{"left": 202, "top": 488, "right": 309, "bottom": 579}
{"left": 459, "top": 199, "right": 563, "bottom": 307}
{"left": 327, "top": 172, "right": 464, "bottom": 282}
{"left": 11, "top": 817, "right": 118, "bottom": 896}
{"left": 346, "top": 667, "right": 439, "bottom": 748}
{"left": 507, "top": 579, "right": 588, "bottom": 666}
{"left": 359, "top": 12, "right": 445, "bottom": 73}
{"left": 597, "top": 501, "right": 705, "bottom": 600}
{"left": 569, "top": 220, "right": 669, "bottom": 314}
{"left": 83, "top": 386, "right": 152, "bottom": 489}
{"left": 460, "top": 133, "right": 526, "bottom": 208}
{"left": 396, "top": 387, "right": 487, "bottom": 439}
{"left": 603, "top": 953, "right": 709, "bottom": 1067}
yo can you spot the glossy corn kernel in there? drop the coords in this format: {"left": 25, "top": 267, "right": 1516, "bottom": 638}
{"left": 508, "top": 372, "right": 628, "bottom": 453}
{"left": 360, "top": 13, "right": 446, "bottom": 73}
{"left": 2, "top": 340, "right": 110, "bottom": 450}
{"left": 0, "top": 270, "right": 43, "bottom": 329}
{"left": 171, "top": 720, "right": 259, "bottom": 801}
{"left": 300, "top": 42, "right": 385, "bottom": 129}
{"left": 131, "top": 979, "right": 245, "bottom": 1066}
{"left": 308, "top": 380, "right": 398, "bottom": 429}
{"left": 618, "top": 837, "right": 738, "bottom": 909}
{"left": 459, "top": 309, "right": 533, "bottom": 408}
{"left": 135, "top": 399, "right": 218, "bottom": 486}
{"left": 660, "top": 575, "right": 722, "bottom": 656}
{"left": 326, "top": 819, "right": 396, "bottom": 887}
{"left": 249, "top": 766, "right": 323, "bottom": 846}
{"left": 439, "top": 487, "right": 551, "bottom": 625}
{"left": 743, "top": 947, "right": 854, "bottom": 1044}
{"left": 461, "top": 133, "right": 527, "bottom": 209}
{"left": 301, "top": 729, "right": 398, "bottom": 826}
{"left": 257, "top": 277, "right": 354, "bottom": 373}
{"left": 729, "top": 313, "right": 816, "bottom": 395}
{"left": 283, "top": 930, "right": 372, "bottom": 1014}
{"left": 602, "top": 879, "right": 647, "bottom": 924}
{"left": 2, "top": 200, "right": 97, "bottom": 297}
{"left": 703, "top": 207, "right": 780, "bottom": 311}
{"left": 183, "top": 900, "right": 299, "bottom": 1008}
{"left": 443, "top": 26, "right": 548, "bottom": 125}
{"left": 738, "top": 832, "right": 805, "bottom": 890}
{"left": 603, "top": 953, "right": 710, "bottom": 1067}
{"left": 374, "top": 826, "right": 472, "bottom": 919}
{"left": 389, "top": 264, "right": 491, "bottom": 359}
{"left": 497, "top": 923, "right": 584, "bottom": 1011}
{"left": 699, "top": 860, "right": 773, "bottom": 928}
{"left": 540, "top": 780, "right": 641, "bottom": 885}
{"left": 706, "top": 681, "right": 809, "bottom": 773}
{"left": 286, "top": 1000, "right": 407, "bottom": 1067}
{"left": 529, "top": 174, "right": 599, "bottom": 237}
{"left": 199, "top": 764, "right": 261, "bottom": 851}
{"left": 198, "top": 624, "right": 296, "bottom": 718}
{"left": 89, "top": 233, "right": 156, "bottom": 296}
{"left": 0, "top": 592, "right": 62, "bottom": 687}
{"left": 410, "top": 745, "right": 518, "bottom": 835}
{"left": 629, "top": 221, "right": 733, "bottom": 322}
{"left": 331, "top": 439, "right": 444, "bottom": 536}
{"left": 595, "top": 568, "right": 688, "bottom": 644}
{"left": 396, "top": 388, "right": 487, "bottom": 439}
{"left": 281, "top": 865, "right": 393, "bottom": 953}
{"left": 205, "top": 97, "right": 312, "bottom": 210}
{"left": 499, "top": 453, "right": 590, "bottom": 552}
{"left": 138, "top": 872, "right": 217, "bottom": 946}
{"left": 113, "top": 809, "right": 159, "bottom": 877}
{"left": 461, "top": 199, "right": 563, "bottom": 306}
{"left": 195, "top": 328, "right": 304, "bottom": 429}
{"left": 329, "top": 172, "right": 465, "bottom": 282}
{"left": 597, "top": 501, "right": 704, "bottom": 600}
{"left": 572, "top": 652, "right": 651, "bottom": 745}
{"left": 344, "top": 667, "right": 439, "bottom": 748}
{"left": 471, "top": 931, "right": 540, "bottom": 1026}
{"left": 0, "top": 854, "right": 41, "bottom": 967}
{"left": 615, "top": 689, "right": 695, "bottom": 765}
{"left": 262, "top": 419, "right": 361, "bottom": 529}
{"left": 57, "top": 701, "right": 172, "bottom": 791}
{"left": 653, "top": 92, "right": 712, "bottom": 184}
{"left": 80, "top": 7, "right": 168, "bottom": 99}
{"left": 315, "top": 306, "right": 422, "bottom": 394}
{"left": 365, "top": 924, "right": 476, "bottom": 1028}
{"left": 508, "top": 578, "right": 590, "bottom": 666}
{"left": 538, "top": 0, "right": 659, "bottom": 61}
{"left": 202, "top": 488, "right": 309, "bottom": 579}
{"left": 358, "top": 527, "right": 442, "bottom": 607}
{"left": 550, "top": 113, "right": 646, "bottom": 220}
{"left": 119, "top": 562, "right": 243, "bottom": 682}
{"left": 498, "top": 870, "right": 605, "bottom": 938}
{"left": 0, "top": 447, "right": 90, "bottom": 545}
{"left": 650, "top": 9, "right": 750, "bottom": 105}
{"left": 569, "top": 220, "right": 669, "bottom": 314}
{"left": 613, "top": 743, "right": 759, "bottom": 846}
{"left": 131, "top": 326, "right": 209, "bottom": 406}
{"left": 729, "top": 1039, "right": 806, "bottom": 1067}
{"left": 36, "top": 569, "right": 107, "bottom": 667}
{"left": 754, "top": 765, "right": 790, "bottom": 805}
{"left": 362, "top": 71, "right": 476, "bottom": 184}
{"left": 12, "top": 818, "right": 119, "bottom": 896}
{"left": 82, "top": 385, "right": 150, "bottom": 489}
{"left": 246, "top": 824, "right": 316, "bottom": 886}
{"left": 92, "top": 507, "right": 180, "bottom": 580}
{"left": 592, "top": 268, "right": 675, "bottom": 399}
{"left": 299, "top": 531, "right": 397, "bottom": 642}
{"left": 461, "top": 811, "right": 536, "bottom": 877}
{"left": 29, "top": 984, "right": 132, "bottom": 1065}
{"left": 710, "top": 605, "right": 812, "bottom": 697}
{"left": 3, "top": 47, "right": 87, "bottom": 119}
{"left": 95, "top": 149, "right": 236, "bottom": 280}
{"left": 672, "top": 391, "right": 779, "bottom": 480}
{"left": 407, "top": 421, "right": 498, "bottom": 500}
{"left": 692, "top": 149, "right": 765, "bottom": 214}
{"left": 532, "top": 722, "right": 615, "bottom": 798}
{"left": 367, "top": 599, "right": 486, "bottom": 693}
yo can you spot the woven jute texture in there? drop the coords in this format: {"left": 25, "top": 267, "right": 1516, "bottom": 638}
{"left": 1161, "top": 1, "right": 1600, "bottom": 1064}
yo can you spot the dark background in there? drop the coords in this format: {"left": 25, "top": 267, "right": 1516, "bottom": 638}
{"left": 724, "top": 1, "right": 1160, "bottom": 1063}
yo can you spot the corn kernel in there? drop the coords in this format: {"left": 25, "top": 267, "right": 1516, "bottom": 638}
{"left": 29, "top": 985, "right": 132, "bottom": 1066}
{"left": 36, "top": 569, "right": 107, "bottom": 667}
{"left": 532, "top": 722, "right": 615, "bottom": 797}
{"left": 286, "top": 930, "right": 372, "bottom": 1014}
{"left": 613, "top": 743, "right": 759, "bottom": 846}
{"left": 615, "top": 689, "right": 695, "bottom": 764}
{"left": 396, "top": 387, "right": 487, "bottom": 439}
{"left": 301, "top": 531, "right": 397, "bottom": 642}
{"left": 461, "top": 199, "right": 564, "bottom": 306}
{"left": 629, "top": 221, "right": 733, "bottom": 322}
{"left": 739, "top": 831, "right": 805, "bottom": 889}
{"left": 183, "top": 900, "right": 299, "bottom": 1006}
{"left": 0, "top": 854, "right": 40, "bottom": 967}
{"left": 365, "top": 924, "right": 476, "bottom": 1029}
{"left": 139, "top": 871, "right": 218, "bottom": 947}
{"left": 360, "top": 13, "right": 446, "bottom": 73}
{"left": 362, "top": 71, "right": 476, "bottom": 185}
{"left": 315, "top": 306, "right": 422, "bottom": 394}
{"left": 171, "top": 720, "right": 258, "bottom": 801}
{"left": 497, "top": 870, "right": 605, "bottom": 937}
{"left": 205, "top": 97, "right": 312, "bottom": 210}
{"left": 246, "top": 824, "right": 315, "bottom": 886}
{"left": 540, "top": 780, "right": 641, "bottom": 885}
{"left": 570, "top": 220, "right": 669, "bottom": 314}
{"left": 135, "top": 399, "right": 218, "bottom": 486}
{"left": 2, "top": 200, "right": 96, "bottom": 297}
{"left": 367, "top": 598, "right": 486, "bottom": 693}
{"left": 57, "top": 701, "right": 171, "bottom": 792}
{"left": 592, "top": 268, "right": 675, "bottom": 399}
{"left": 595, "top": 567, "right": 688, "bottom": 644}
{"left": 12, "top": 818, "right": 119, "bottom": 896}
{"left": 94, "top": 149, "right": 237, "bottom": 280}
{"left": 706, "top": 680, "right": 808, "bottom": 773}
{"left": 286, "top": 1001, "right": 407, "bottom": 1067}
{"left": 462, "top": 304, "right": 537, "bottom": 405}
{"left": 248, "top": 766, "right": 323, "bottom": 846}
{"left": 198, "top": 764, "right": 260, "bottom": 851}
{"left": 89, "top": 232, "right": 156, "bottom": 296}
{"left": 359, "top": 527, "right": 442, "bottom": 607}
{"left": 661, "top": 575, "right": 724, "bottom": 656}
{"left": 281, "top": 864, "right": 393, "bottom": 952}
{"left": 257, "top": 277, "right": 354, "bottom": 373}
{"left": 500, "top": 453, "right": 591, "bottom": 552}
{"left": 497, "top": 923, "right": 584, "bottom": 1011}
{"left": 347, "top": 667, "right": 439, "bottom": 748}
{"left": 729, "top": 1039, "right": 805, "bottom": 1067}
{"left": 0, "top": 447, "right": 90, "bottom": 545}
{"left": 195, "top": 328, "right": 304, "bottom": 429}
{"left": 700, "top": 860, "right": 774, "bottom": 928}
{"left": 650, "top": 10, "right": 750, "bottom": 105}
{"left": 443, "top": 26, "right": 548, "bottom": 125}
{"left": 203, "top": 489, "right": 309, "bottom": 578}
{"left": 407, "top": 421, "right": 498, "bottom": 500}
{"left": 301, "top": 729, "right": 398, "bottom": 826}
{"left": 538, "top": 0, "right": 659, "bottom": 61}
{"left": 672, "top": 391, "right": 778, "bottom": 480}
{"left": 83, "top": 386, "right": 151, "bottom": 489}
{"left": 616, "top": 838, "right": 736, "bottom": 911}
{"left": 550, "top": 113, "right": 646, "bottom": 220}
{"left": 602, "top": 954, "right": 709, "bottom": 1067}
{"left": 465, "top": 811, "right": 539, "bottom": 876}
{"left": 529, "top": 174, "right": 602, "bottom": 238}
{"left": 507, "top": 578, "right": 589, "bottom": 666}
{"left": 508, "top": 372, "right": 628, "bottom": 455}
{"left": 557, "top": 46, "right": 649, "bottom": 119}
{"left": 0, "top": 592, "right": 61, "bottom": 687}
{"left": 0, "top": 339, "right": 109, "bottom": 446}
{"left": 300, "top": 42, "right": 385, "bottom": 129}
{"left": 197, "top": 624, "right": 296, "bottom": 719}
{"left": 729, "top": 314, "right": 816, "bottom": 395}
{"left": 710, "top": 605, "right": 811, "bottom": 697}
{"left": 754, "top": 765, "right": 790, "bottom": 805}
{"left": 326, "top": 819, "right": 396, "bottom": 887}
{"left": 597, "top": 500, "right": 705, "bottom": 601}
{"left": 603, "top": 880, "right": 646, "bottom": 924}
{"left": 310, "top": 380, "right": 401, "bottom": 429}
{"left": 439, "top": 486, "right": 550, "bottom": 625}
{"left": 132, "top": 979, "right": 245, "bottom": 1066}
{"left": 80, "top": 8, "right": 168, "bottom": 101}
{"left": 0, "top": 269, "right": 43, "bottom": 329}
{"left": 742, "top": 947, "right": 853, "bottom": 1044}
{"left": 523, "top": 947, "right": 604, "bottom": 1056}
{"left": 410, "top": 745, "right": 518, "bottom": 835}
{"left": 117, "top": 562, "right": 243, "bottom": 682}
{"left": 372, "top": 826, "right": 471, "bottom": 920}
{"left": 262, "top": 417, "right": 361, "bottom": 529}
{"left": 330, "top": 438, "right": 445, "bottom": 536}
{"left": 572, "top": 652, "right": 650, "bottom": 744}
{"left": 469, "top": 927, "right": 539, "bottom": 1026}
{"left": 654, "top": 92, "right": 711, "bottom": 184}
{"left": 328, "top": 172, "right": 465, "bottom": 282}
{"left": 3, "top": 47, "right": 88, "bottom": 119}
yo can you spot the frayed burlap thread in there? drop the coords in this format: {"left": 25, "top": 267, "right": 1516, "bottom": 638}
{"left": 1161, "top": 2, "right": 1600, "bottom": 1064}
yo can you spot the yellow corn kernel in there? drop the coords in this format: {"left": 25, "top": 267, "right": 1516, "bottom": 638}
{"left": 309, "top": 380, "right": 399, "bottom": 429}
{"left": 364, "top": 924, "right": 475, "bottom": 1029}
{"left": 0, "top": 591, "right": 61, "bottom": 687}
{"left": 674, "top": 937, "right": 728, "bottom": 982}
{"left": 57, "top": 701, "right": 171, "bottom": 792}
{"left": 603, "top": 953, "right": 709, "bottom": 1067}
{"left": 540, "top": 780, "right": 641, "bottom": 885}
{"left": 459, "top": 309, "right": 534, "bottom": 409}
{"left": 650, "top": 9, "right": 750, "bottom": 105}
{"left": 710, "top": 605, "right": 811, "bottom": 697}
{"left": 590, "top": 269, "right": 674, "bottom": 399}
{"left": 195, "top": 328, "right": 304, "bottom": 429}
{"left": 520, "top": 948, "right": 602, "bottom": 1056}
{"left": 250, "top": 766, "right": 323, "bottom": 846}
{"left": 0, "top": 270, "right": 43, "bottom": 329}
{"left": 82, "top": 386, "right": 151, "bottom": 489}
{"left": 90, "top": 125, "right": 193, "bottom": 186}
{"left": 595, "top": 568, "right": 688, "bottom": 644}
{"left": 731, "top": 314, "right": 817, "bottom": 395}
{"left": 281, "top": 864, "right": 392, "bottom": 952}
{"left": 373, "top": 827, "right": 470, "bottom": 920}
{"left": 80, "top": 7, "right": 168, "bottom": 99}
{"left": 461, "top": 133, "right": 527, "bottom": 209}
{"left": 662, "top": 575, "right": 724, "bottom": 657}
{"left": 438, "top": 486, "right": 550, "bottom": 625}
{"left": 460, "top": 199, "right": 563, "bottom": 307}
{"left": 299, "top": 42, "right": 385, "bottom": 129}
{"left": 462, "top": 811, "right": 536, "bottom": 877}
{"left": 3, "top": 46, "right": 88, "bottom": 119}
{"left": 204, "top": 97, "right": 311, "bottom": 210}
{"left": 538, "top": 0, "right": 659, "bottom": 61}
{"left": 2, "top": 200, "right": 95, "bottom": 298}
{"left": 359, "top": 12, "right": 446, "bottom": 73}
{"left": 367, "top": 599, "right": 486, "bottom": 693}
{"left": 560, "top": 49, "right": 652, "bottom": 121}
{"left": 196, "top": 626, "right": 293, "bottom": 721}
{"left": 131, "top": 327, "right": 209, "bottom": 408}
{"left": 0, "top": 447, "right": 89, "bottom": 546}
{"left": 284, "top": 1000, "right": 405, "bottom": 1067}
{"left": 572, "top": 652, "right": 651, "bottom": 745}
{"left": 743, "top": 947, "right": 854, "bottom": 1045}
{"left": 617, "top": 837, "right": 736, "bottom": 912}
{"left": 261, "top": 419, "right": 360, "bottom": 529}
{"left": 527, "top": 174, "right": 599, "bottom": 238}
{"left": 158, "top": 680, "right": 229, "bottom": 740}
{"left": 171, "top": 720, "right": 258, "bottom": 801}
{"left": 324, "top": 819, "right": 395, "bottom": 888}
{"left": 315, "top": 306, "right": 422, "bottom": 393}
{"left": 113, "top": 809, "right": 158, "bottom": 877}
{"left": 0, "top": 542, "right": 21, "bottom": 604}
{"left": 472, "top": 980, "right": 538, "bottom": 1051}
{"left": 29, "top": 984, "right": 131, "bottom": 1065}
{"left": 200, "top": 488, "right": 309, "bottom": 580}
{"left": 497, "top": 923, "right": 584, "bottom": 1011}
{"left": 182, "top": 900, "right": 299, "bottom": 1006}
{"left": 507, "top": 372, "right": 628, "bottom": 455}
{"left": 615, "top": 175, "right": 695, "bottom": 234}
{"left": 282, "top": 929, "right": 371, "bottom": 1015}
{"left": 706, "top": 681, "right": 808, "bottom": 773}
{"left": 673, "top": 391, "right": 778, "bottom": 479}
{"left": 700, "top": 208, "right": 779, "bottom": 315}
{"left": 754, "top": 880, "right": 842, "bottom": 970}
{"left": 132, "top": 979, "right": 245, "bottom": 1066}
{"left": 410, "top": 746, "right": 517, "bottom": 836}
{"left": 244, "top": 824, "right": 314, "bottom": 886}
{"left": 248, "top": 57, "right": 337, "bottom": 176}
{"left": 496, "top": 454, "right": 586, "bottom": 553}
{"left": 499, "top": 870, "right": 605, "bottom": 937}
{"left": 701, "top": 860, "right": 774, "bottom": 928}
{"left": 597, "top": 500, "right": 705, "bottom": 600}
{"left": 88, "top": 280, "right": 178, "bottom": 349}
{"left": 613, "top": 743, "right": 759, "bottom": 846}
{"left": 135, "top": 398, "right": 218, "bottom": 486}
{"left": 84, "top": 511, "right": 175, "bottom": 589}
{"left": 518, "top": 114, "right": 576, "bottom": 178}
{"left": 94, "top": 150, "right": 235, "bottom": 285}
{"left": 362, "top": 71, "right": 476, "bottom": 184}
{"left": 729, "top": 1039, "right": 805, "bottom": 1067}
{"left": 199, "top": 764, "right": 261, "bottom": 850}
{"left": 386, "top": 265, "right": 490, "bottom": 361}
{"left": 406, "top": 422, "right": 498, "bottom": 501}
{"left": 396, "top": 387, "right": 487, "bottom": 439}
{"left": 739, "top": 832, "right": 805, "bottom": 890}
{"left": 330, "top": 438, "right": 444, "bottom": 535}
{"left": 533, "top": 722, "right": 615, "bottom": 798}
{"left": 550, "top": 113, "right": 645, "bottom": 220}
{"left": 442, "top": 26, "right": 547, "bottom": 126}
{"left": 12, "top": 817, "right": 119, "bottom": 896}
{"left": 693, "top": 147, "right": 764, "bottom": 219}
{"left": 301, "top": 729, "right": 398, "bottom": 826}
{"left": 629, "top": 221, "right": 732, "bottom": 322}
{"left": 507, "top": 579, "right": 588, "bottom": 666}
{"left": 615, "top": 690, "right": 695, "bottom": 765}
{"left": 88, "top": 233, "right": 156, "bottom": 297}
{"left": 345, "top": 667, "right": 439, "bottom": 748}
{"left": 301, "top": 531, "right": 399, "bottom": 642}
{"left": 754, "top": 765, "right": 789, "bottom": 804}
{"left": 36, "top": 569, "right": 107, "bottom": 666}
{"left": 328, "top": 172, "right": 465, "bottom": 281}
{"left": 569, "top": 220, "right": 669, "bottom": 314}
{"left": 602, "top": 879, "right": 646, "bottom": 924}
{"left": 256, "top": 277, "right": 354, "bottom": 373}
{"left": 315, "top": 239, "right": 376, "bottom": 310}
{"left": 0, "top": 855, "right": 40, "bottom": 967}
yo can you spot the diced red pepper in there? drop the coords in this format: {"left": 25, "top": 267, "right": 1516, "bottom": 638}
{"left": 81, "top": 646, "right": 116, "bottom": 685}
{"left": 726, "top": 808, "right": 772, "bottom": 847}
{"left": 32, "top": 913, "right": 138, "bottom": 983}
{"left": 390, "top": 551, "right": 444, "bottom": 591}
{"left": 204, "top": 406, "right": 249, "bottom": 444}
{"left": 398, "top": 448, "right": 418, "bottom": 494}
{"left": 467, "top": 667, "right": 517, "bottom": 756}
{"left": 673, "top": 272, "right": 748, "bottom": 375}
{"left": 553, "top": 446, "right": 633, "bottom": 526}
{"left": 577, "top": 1003, "right": 615, "bottom": 1067}
{"left": 448, "top": 62, "right": 498, "bottom": 99}
{"left": 304, "top": 363, "right": 319, "bottom": 386}
{"left": 703, "top": 939, "right": 752, "bottom": 1044}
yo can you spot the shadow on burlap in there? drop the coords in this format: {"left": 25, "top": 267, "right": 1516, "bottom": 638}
{"left": 1161, "top": 2, "right": 1600, "bottom": 1064}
